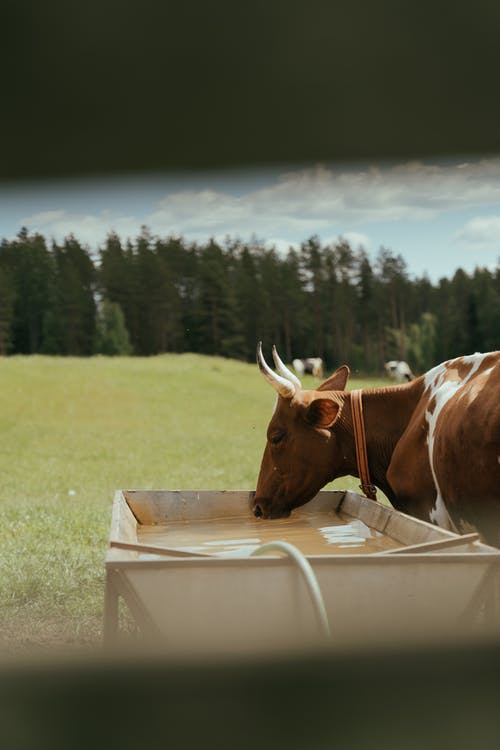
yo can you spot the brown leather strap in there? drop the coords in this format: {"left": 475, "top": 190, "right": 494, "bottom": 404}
{"left": 350, "top": 389, "right": 378, "bottom": 501}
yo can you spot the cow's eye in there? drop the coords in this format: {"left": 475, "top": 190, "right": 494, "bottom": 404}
{"left": 269, "top": 432, "right": 285, "bottom": 446}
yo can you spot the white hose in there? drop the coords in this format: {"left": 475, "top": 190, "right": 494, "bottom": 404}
{"left": 250, "top": 541, "right": 331, "bottom": 638}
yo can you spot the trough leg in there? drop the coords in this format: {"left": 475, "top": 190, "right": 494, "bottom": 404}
{"left": 103, "top": 568, "right": 120, "bottom": 647}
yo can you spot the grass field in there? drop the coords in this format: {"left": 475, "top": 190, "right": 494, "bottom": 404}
{"left": 0, "top": 355, "right": 388, "bottom": 652}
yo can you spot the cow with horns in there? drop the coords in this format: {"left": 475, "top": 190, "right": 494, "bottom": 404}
{"left": 254, "top": 342, "right": 500, "bottom": 546}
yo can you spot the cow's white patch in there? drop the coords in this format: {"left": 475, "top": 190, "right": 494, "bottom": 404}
{"left": 429, "top": 496, "right": 456, "bottom": 529}
{"left": 424, "top": 353, "right": 491, "bottom": 531}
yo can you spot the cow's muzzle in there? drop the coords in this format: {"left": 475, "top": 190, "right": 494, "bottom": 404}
{"left": 252, "top": 498, "right": 291, "bottom": 520}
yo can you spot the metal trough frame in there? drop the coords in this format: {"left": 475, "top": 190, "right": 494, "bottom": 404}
{"left": 104, "top": 489, "right": 500, "bottom": 656}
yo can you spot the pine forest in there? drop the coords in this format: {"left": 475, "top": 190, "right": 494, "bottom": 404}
{"left": 1, "top": 228, "right": 499, "bottom": 374}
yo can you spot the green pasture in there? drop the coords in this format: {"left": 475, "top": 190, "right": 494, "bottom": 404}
{"left": 0, "top": 355, "right": 388, "bottom": 651}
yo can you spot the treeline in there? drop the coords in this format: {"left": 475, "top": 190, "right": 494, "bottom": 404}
{"left": 1, "top": 227, "right": 499, "bottom": 373}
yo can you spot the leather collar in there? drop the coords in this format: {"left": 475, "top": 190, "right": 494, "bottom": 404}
{"left": 350, "top": 389, "right": 378, "bottom": 501}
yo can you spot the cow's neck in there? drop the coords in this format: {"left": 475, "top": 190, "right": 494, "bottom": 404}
{"left": 340, "top": 378, "right": 425, "bottom": 503}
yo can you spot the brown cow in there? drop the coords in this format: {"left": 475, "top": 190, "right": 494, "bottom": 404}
{"left": 254, "top": 343, "right": 500, "bottom": 546}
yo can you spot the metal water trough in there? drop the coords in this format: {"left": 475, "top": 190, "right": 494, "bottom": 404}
{"left": 104, "top": 489, "right": 500, "bottom": 657}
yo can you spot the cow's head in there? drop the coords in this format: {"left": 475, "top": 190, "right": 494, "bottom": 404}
{"left": 253, "top": 342, "right": 351, "bottom": 519}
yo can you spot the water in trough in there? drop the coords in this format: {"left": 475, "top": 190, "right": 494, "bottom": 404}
{"left": 137, "top": 508, "right": 401, "bottom": 557}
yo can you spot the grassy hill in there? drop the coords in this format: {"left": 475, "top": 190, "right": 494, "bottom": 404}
{"left": 0, "top": 354, "right": 387, "bottom": 651}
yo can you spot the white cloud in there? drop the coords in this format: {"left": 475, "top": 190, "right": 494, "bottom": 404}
{"left": 20, "top": 210, "right": 140, "bottom": 247}
{"left": 241, "top": 159, "right": 500, "bottom": 225}
{"left": 454, "top": 215, "right": 500, "bottom": 247}
{"left": 18, "top": 158, "right": 500, "bottom": 250}
{"left": 146, "top": 159, "right": 500, "bottom": 244}
{"left": 25, "top": 210, "right": 66, "bottom": 224}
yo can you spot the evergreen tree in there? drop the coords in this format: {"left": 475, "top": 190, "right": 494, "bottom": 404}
{"left": 376, "top": 247, "right": 410, "bottom": 361}
{"left": 150, "top": 236, "right": 184, "bottom": 353}
{"left": 0, "top": 266, "right": 15, "bottom": 355}
{"left": 196, "top": 239, "right": 245, "bottom": 357}
{"left": 356, "top": 249, "right": 378, "bottom": 372}
{"left": 300, "top": 236, "right": 326, "bottom": 359}
{"left": 226, "top": 242, "right": 262, "bottom": 361}
{"left": 3, "top": 229, "right": 53, "bottom": 353}
{"left": 51, "top": 236, "right": 96, "bottom": 355}
{"left": 443, "top": 269, "right": 477, "bottom": 358}
{"left": 331, "top": 240, "right": 358, "bottom": 365}
{"left": 471, "top": 267, "right": 500, "bottom": 352}
{"left": 254, "top": 245, "right": 285, "bottom": 352}
{"left": 280, "top": 248, "right": 308, "bottom": 364}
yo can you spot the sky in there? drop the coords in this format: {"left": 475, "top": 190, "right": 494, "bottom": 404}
{"left": 1, "top": 157, "right": 500, "bottom": 283}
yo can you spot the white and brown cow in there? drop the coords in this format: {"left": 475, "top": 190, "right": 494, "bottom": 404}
{"left": 254, "top": 344, "right": 500, "bottom": 546}
{"left": 384, "top": 360, "right": 415, "bottom": 382}
{"left": 292, "top": 358, "right": 324, "bottom": 379}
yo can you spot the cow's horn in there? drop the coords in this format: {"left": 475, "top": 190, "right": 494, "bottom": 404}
{"left": 257, "top": 341, "right": 296, "bottom": 398}
{"left": 272, "top": 345, "right": 302, "bottom": 390}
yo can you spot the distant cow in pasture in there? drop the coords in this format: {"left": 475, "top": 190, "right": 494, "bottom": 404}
{"left": 292, "top": 357, "right": 324, "bottom": 379}
{"left": 385, "top": 360, "right": 415, "bottom": 382}
{"left": 254, "top": 343, "right": 500, "bottom": 546}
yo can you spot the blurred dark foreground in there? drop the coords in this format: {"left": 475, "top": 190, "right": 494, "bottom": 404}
{"left": 2, "top": 640, "right": 500, "bottom": 750}
{"left": 2, "top": 0, "right": 500, "bottom": 178}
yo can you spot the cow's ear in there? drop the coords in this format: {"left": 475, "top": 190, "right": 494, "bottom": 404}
{"left": 305, "top": 398, "right": 340, "bottom": 428}
{"left": 317, "top": 365, "right": 350, "bottom": 392}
